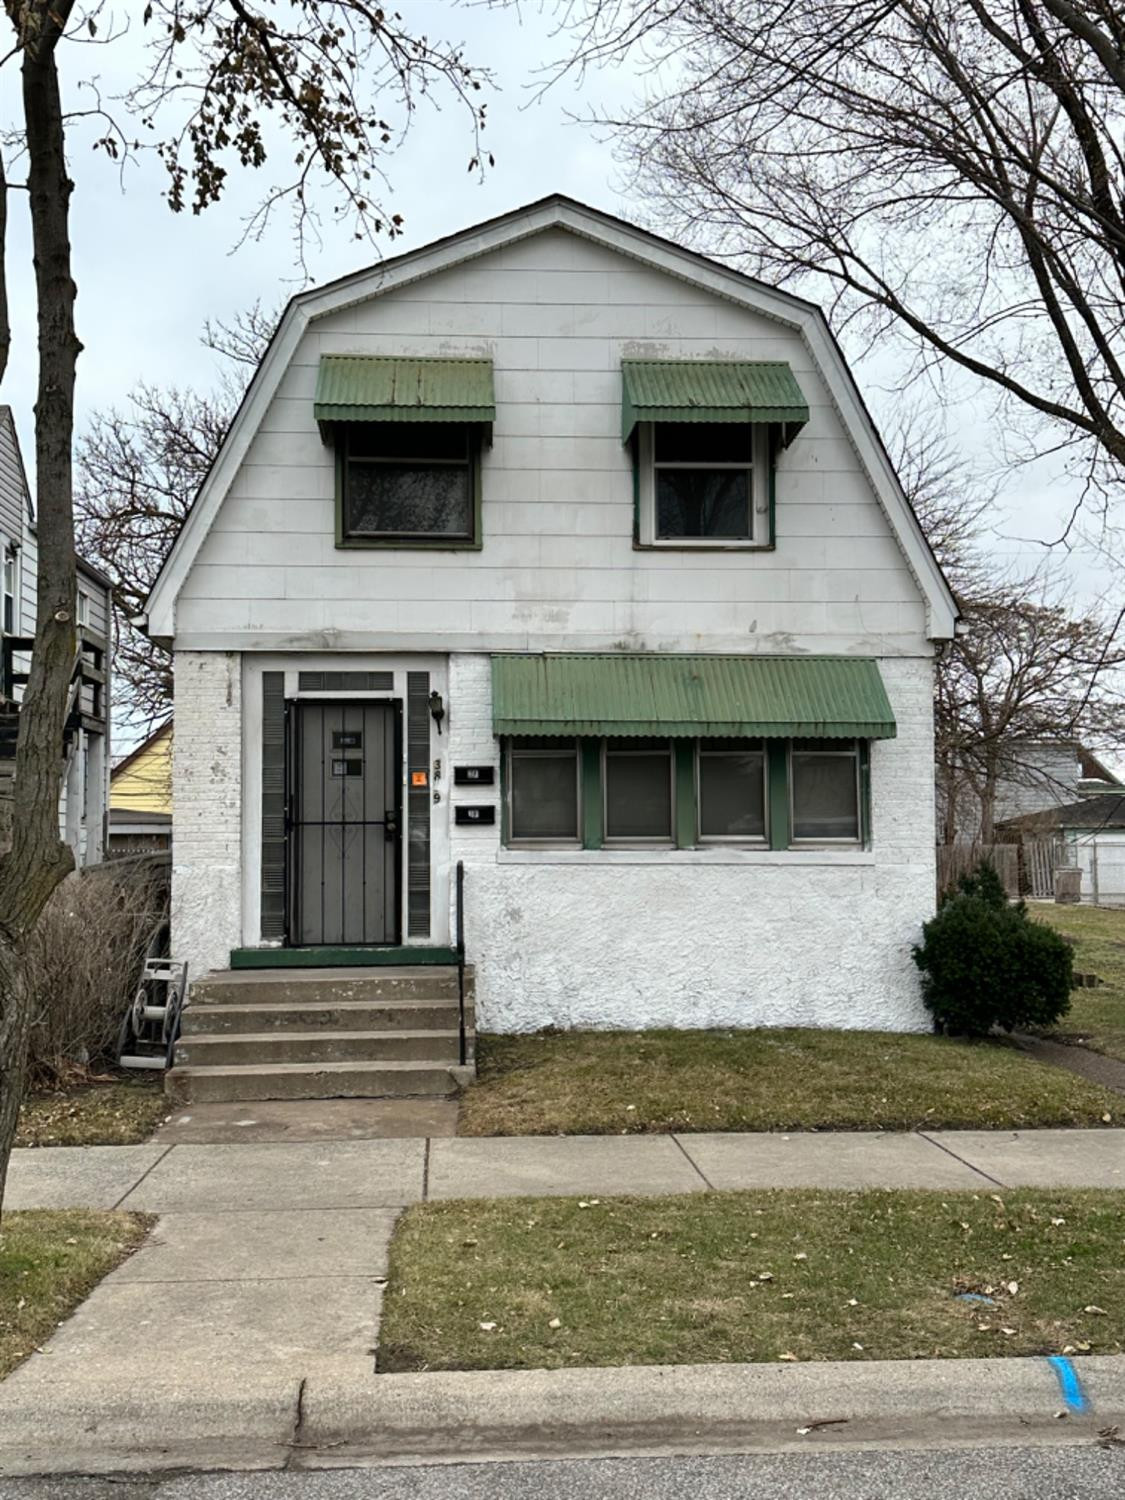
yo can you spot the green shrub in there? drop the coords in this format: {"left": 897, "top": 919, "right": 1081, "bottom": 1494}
{"left": 914, "top": 863, "right": 1073, "bottom": 1035}
{"left": 953, "top": 859, "right": 1009, "bottom": 911}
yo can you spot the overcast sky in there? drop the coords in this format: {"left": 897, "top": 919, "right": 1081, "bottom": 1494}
{"left": 1, "top": 2, "right": 1119, "bottom": 612}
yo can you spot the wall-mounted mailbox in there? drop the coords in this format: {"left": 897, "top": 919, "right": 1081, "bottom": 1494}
{"left": 454, "top": 765, "right": 495, "bottom": 786}
{"left": 455, "top": 804, "right": 496, "bottom": 826}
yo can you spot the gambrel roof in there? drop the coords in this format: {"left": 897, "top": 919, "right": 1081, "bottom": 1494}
{"left": 145, "top": 195, "right": 958, "bottom": 642}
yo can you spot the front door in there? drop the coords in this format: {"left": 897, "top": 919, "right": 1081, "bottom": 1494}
{"left": 289, "top": 700, "right": 401, "bottom": 946}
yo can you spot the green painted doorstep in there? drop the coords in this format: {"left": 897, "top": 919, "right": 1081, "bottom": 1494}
{"left": 229, "top": 945, "right": 459, "bottom": 969}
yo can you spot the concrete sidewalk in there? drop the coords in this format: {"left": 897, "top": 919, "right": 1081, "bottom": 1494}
{"left": 7, "top": 1126, "right": 1125, "bottom": 1211}
{"left": 3, "top": 1128, "right": 1124, "bottom": 1475}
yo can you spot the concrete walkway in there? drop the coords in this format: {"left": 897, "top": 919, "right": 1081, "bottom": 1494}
{"left": 3, "top": 1129, "right": 1125, "bottom": 1474}
{"left": 7, "top": 1126, "right": 1125, "bottom": 1212}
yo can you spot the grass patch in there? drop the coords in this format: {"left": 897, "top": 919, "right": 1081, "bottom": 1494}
{"left": 379, "top": 1189, "right": 1125, "bottom": 1372}
{"left": 457, "top": 1029, "right": 1119, "bottom": 1136}
{"left": 1034, "top": 905, "right": 1125, "bottom": 1062}
{"left": 0, "top": 1210, "right": 151, "bottom": 1378}
{"left": 15, "top": 1078, "right": 168, "bottom": 1148}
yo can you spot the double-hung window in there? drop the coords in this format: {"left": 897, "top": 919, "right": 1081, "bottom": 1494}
{"left": 638, "top": 422, "right": 768, "bottom": 546}
{"left": 339, "top": 422, "right": 476, "bottom": 545}
{"left": 790, "top": 739, "right": 861, "bottom": 843}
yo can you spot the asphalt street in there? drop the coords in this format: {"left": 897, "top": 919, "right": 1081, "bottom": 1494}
{"left": 3, "top": 1447, "right": 1125, "bottom": 1500}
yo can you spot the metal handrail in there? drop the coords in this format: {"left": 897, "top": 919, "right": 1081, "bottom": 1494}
{"left": 455, "top": 859, "right": 467, "bottom": 1067}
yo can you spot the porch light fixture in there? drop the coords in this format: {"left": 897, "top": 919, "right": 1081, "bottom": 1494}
{"left": 429, "top": 690, "right": 445, "bottom": 735}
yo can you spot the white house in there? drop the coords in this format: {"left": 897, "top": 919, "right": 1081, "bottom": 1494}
{"left": 0, "top": 407, "right": 111, "bottom": 866}
{"left": 147, "top": 196, "right": 956, "bottom": 1091}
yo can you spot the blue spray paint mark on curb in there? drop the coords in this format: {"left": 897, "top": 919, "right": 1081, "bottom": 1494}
{"left": 1047, "top": 1355, "right": 1090, "bottom": 1413}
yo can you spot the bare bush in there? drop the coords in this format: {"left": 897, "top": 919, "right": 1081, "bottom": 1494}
{"left": 22, "top": 862, "right": 169, "bottom": 1088}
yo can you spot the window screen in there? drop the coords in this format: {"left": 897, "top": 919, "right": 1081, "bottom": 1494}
{"left": 508, "top": 739, "right": 580, "bottom": 842}
{"left": 604, "top": 739, "right": 673, "bottom": 841}
{"left": 791, "top": 741, "right": 861, "bottom": 841}
{"left": 698, "top": 741, "right": 766, "bottom": 840}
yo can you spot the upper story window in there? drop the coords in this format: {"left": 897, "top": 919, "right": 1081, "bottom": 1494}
{"left": 621, "top": 359, "right": 809, "bottom": 552}
{"left": 340, "top": 422, "right": 477, "bottom": 545}
{"left": 2, "top": 545, "right": 16, "bottom": 635}
{"left": 639, "top": 422, "right": 769, "bottom": 546}
{"left": 315, "top": 355, "right": 494, "bottom": 552}
{"left": 76, "top": 587, "right": 90, "bottom": 629}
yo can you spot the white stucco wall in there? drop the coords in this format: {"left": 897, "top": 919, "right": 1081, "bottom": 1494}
{"left": 450, "top": 652, "right": 935, "bottom": 1033}
{"left": 172, "top": 650, "right": 243, "bottom": 977}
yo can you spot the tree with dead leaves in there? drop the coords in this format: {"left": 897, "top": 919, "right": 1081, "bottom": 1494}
{"left": 550, "top": 0, "right": 1125, "bottom": 532}
{"left": 76, "top": 308, "right": 272, "bottom": 735}
{"left": 0, "top": 0, "right": 491, "bottom": 1209}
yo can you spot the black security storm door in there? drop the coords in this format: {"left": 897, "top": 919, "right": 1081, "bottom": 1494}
{"left": 288, "top": 700, "right": 401, "bottom": 946}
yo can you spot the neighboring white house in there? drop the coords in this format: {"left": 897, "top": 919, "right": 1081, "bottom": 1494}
{"left": 940, "top": 740, "right": 1123, "bottom": 843}
{"left": 0, "top": 406, "right": 111, "bottom": 866}
{"left": 998, "top": 792, "right": 1125, "bottom": 907}
{"left": 146, "top": 196, "right": 957, "bottom": 1034}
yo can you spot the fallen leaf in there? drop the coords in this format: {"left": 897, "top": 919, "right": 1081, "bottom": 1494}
{"left": 758, "top": 1271, "right": 774, "bottom": 1282}
{"left": 852, "top": 1342, "right": 864, "bottom": 1351}
{"left": 846, "top": 1298, "right": 859, "bottom": 1307}
{"left": 1007, "top": 1281, "right": 1019, "bottom": 1296}
{"left": 479, "top": 1321, "right": 497, "bottom": 1332}
{"left": 794, "top": 1253, "right": 808, "bottom": 1262}
{"left": 1102, "top": 1113, "right": 1112, "bottom": 1124}
{"left": 1051, "top": 1217, "right": 1066, "bottom": 1227}
{"left": 778, "top": 1352, "right": 799, "bottom": 1362}
{"left": 548, "top": 1318, "right": 561, "bottom": 1330}
{"left": 1085, "top": 1305, "right": 1108, "bottom": 1316}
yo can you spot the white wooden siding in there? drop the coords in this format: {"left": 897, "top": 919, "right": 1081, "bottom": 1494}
{"left": 176, "top": 227, "right": 932, "bottom": 656}
{"left": 0, "top": 410, "right": 29, "bottom": 553}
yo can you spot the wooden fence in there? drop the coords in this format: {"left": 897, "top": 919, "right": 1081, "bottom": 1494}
{"left": 936, "top": 843, "right": 1019, "bottom": 900}
{"left": 1023, "top": 838, "right": 1067, "bottom": 900}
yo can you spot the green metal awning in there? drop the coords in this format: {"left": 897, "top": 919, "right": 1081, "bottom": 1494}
{"left": 492, "top": 655, "right": 896, "bottom": 739}
{"left": 621, "top": 360, "right": 809, "bottom": 443}
{"left": 314, "top": 355, "right": 495, "bottom": 429}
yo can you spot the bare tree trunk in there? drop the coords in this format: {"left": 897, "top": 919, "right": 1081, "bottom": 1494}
{"left": 0, "top": 8, "right": 81, "bottom": 1212}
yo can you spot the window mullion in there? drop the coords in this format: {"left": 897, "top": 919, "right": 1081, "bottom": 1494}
{"left": 767, "top": 741, "right": 790, "bottom": 851}
{"left": 674, "top": 741, "right": 695, "bottom": 849}
{"left": 581, "top": 739, "right": 603, "bottom": 850}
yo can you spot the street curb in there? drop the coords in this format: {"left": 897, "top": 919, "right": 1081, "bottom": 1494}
{"left": 0, "top": 1356, "right": 1121, "bottom": 1474}
{"left": 302, "top": 1354, "right": 1124, "bottom": 1465}
{"left": 0, "top": 1372, "right": 302, "bottom": 1476}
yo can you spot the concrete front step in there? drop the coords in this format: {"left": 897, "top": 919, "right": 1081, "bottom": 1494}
{"left": 190, "top": 965, "right": 472, "bottom": 1007}
{"left": 180, "top": 999, "right": 474, "bottom": 1036}
{"left": 165, "top": 1058, "right": 469, "bottom": 1104}
{"left": 174, "top": 1028, "right": 465, "bottom": 1068}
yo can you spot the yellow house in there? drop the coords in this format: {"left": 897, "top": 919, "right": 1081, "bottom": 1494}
{"left": 110, "top": 719, "right": 172, "bottom": 853}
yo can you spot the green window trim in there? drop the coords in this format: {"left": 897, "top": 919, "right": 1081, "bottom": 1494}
{"left": 500, "top": 734, "right": 874, "bottom": 852}
{"left": 674, "top": 742, "right": 695, "bottom": 849}
{"left": 333, "top": 429, "right": 484, "bottom": 552}
{"left": 581, "top": 740, "right": 603, "bottom": 849}
{"left": 766, "top": 741, "right": 791, "bottom": 852}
